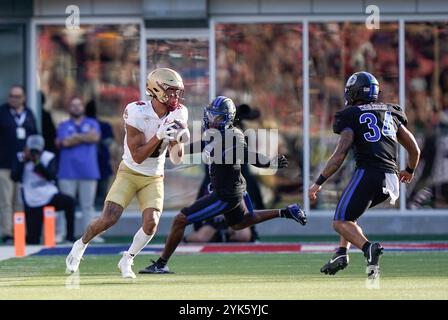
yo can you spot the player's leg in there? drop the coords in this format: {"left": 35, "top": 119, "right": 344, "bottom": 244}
{"left": 119, "top": 208, "right": 160, "bottom": 278}
{"left": 138, "top": 212, "right": 187, "bottom": 274}
{"left": 131, "top": 175, "right": 165, "bottom": 255}
{"left": 66, "top": 163, "right": 136, "bottom": 273}
{"left": 228, "top": 193, "right": 306, "bottom": 230}
{"left": 321, "top": 235, "right": 351, "bottom": 275}
{"left": 332, "top": 169, "right": 385, "bottom": 276}
{"left": 82, "top": 202, "right": 124, "bottom": 242}
{"left": 119, "top": 176, "right": 164, "bottom": 278}
{"left": 333, "top": 221, "right": 368, "bottom": 249}
{"left": 128, "top": 208, "right": 160, "bottom": 255}
{"left": 65, "top": 201, "right": 124, "bottom": 273}
{"left": 139, "top": 193, "right": 230, "bottom": 274}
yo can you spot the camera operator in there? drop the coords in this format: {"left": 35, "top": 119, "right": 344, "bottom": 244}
{"left": 11, "top": 135, "right": 75, "bottom": 244}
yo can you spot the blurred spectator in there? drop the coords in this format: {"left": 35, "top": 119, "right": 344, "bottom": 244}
{"left": 85, "top": 100, "right": 115, "bottom": 208}
{"left": 185, "top": 215, "right": 258, "bottom": 243}
{"left": 56, "top": 97, "right": 102, "bottom": 242}
{"left": 11, "top": 135, "right": 75, "bottom": 244}
{"left": 0, "top": 85, "right": 37, "bottom": 244}
{"left": 40, "top": 92, "right": 57, "bottom": 154}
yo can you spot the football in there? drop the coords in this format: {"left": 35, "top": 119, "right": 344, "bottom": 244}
{"left": 172, "top": 119, "right": 190, "bottom": 143}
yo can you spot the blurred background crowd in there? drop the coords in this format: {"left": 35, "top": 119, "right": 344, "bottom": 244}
{"left": 1, "top": 8, "right": 448, "bottom": 243}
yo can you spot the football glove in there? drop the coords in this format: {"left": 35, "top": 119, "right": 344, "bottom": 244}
{"left": 156, "top": 122, "right": 176, "bottom": 141}
{"left": 272, "top": 154, "right": 288, "bottom": 168}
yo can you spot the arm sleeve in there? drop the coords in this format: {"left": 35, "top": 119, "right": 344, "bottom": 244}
{"left": 234, "top": 133, "right": 272, "bottom": 168}
{"left": 34, "top": 158, "right": 57, "bottom": 181}
{"left": 245, "top": 149, "right": 272, "bottom": 168}
{"left": 56, "top": 123, "right": 67, "bottom": 142}
{"left": 333, "top": 110, "right": 354, "bottom": 135}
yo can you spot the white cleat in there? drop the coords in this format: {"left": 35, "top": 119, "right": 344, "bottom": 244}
{"left": 118, "top": 252, "right": 136, "bottom": 279}
{"left": 65, "top": 239, "right": 87, "bottom": 274}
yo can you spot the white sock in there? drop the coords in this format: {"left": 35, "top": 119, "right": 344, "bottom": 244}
{"left": 78, "top": 238, "right": 88, "bottom": 249}
{"left": 128, "top": 228, "right": 154, "bottom": 256}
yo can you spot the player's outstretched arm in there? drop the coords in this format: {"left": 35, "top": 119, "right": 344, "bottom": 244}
{"left": 308, "top": 129, "right": 354, "bottom": 200}
{"left": 126, "top": 124, "right": 171, "bottom": 164}
{"left": 397, "top": 125, "right": 421, "bottom": 183}
{"left": 242, "top": 149, "right": 288, "bottom": 168}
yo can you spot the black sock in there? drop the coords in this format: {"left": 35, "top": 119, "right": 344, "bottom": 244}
{"left": 336, "top": 247, "right": 347, "bottom": 255}
{"left": 280, "top": 208, "right": 288, "bottom": 218}
{"left": 362, "top": 241, "right": 371, "bottom": 254}
{"left": 157, "top": 257, "right": 168, "bottom": 266}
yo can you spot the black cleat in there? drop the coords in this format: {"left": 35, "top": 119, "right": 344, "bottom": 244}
{"left": 364, "top": 242, "right": 383, "bottom": 279}
{"left": 282, "top": 204, "right": 307, "bottom": 225}
{"left": 320, "top": 253, "right": 349, "bottom": 275}
{"left": 364, "top": 242, "right": 383, "bottom": 266}
{"left": 138, "top": 260, "right": 172, "bottom": 274}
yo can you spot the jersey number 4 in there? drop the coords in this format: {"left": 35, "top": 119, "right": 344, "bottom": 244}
{"left": 359, "top": 112, "right": 396, "bottom": 142}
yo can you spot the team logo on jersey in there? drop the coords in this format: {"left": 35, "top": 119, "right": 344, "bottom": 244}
{"left": 346, "top": 74, "right": 357, "bottom": 86}
{"left": 124, "top": 109, "right": 129, "bottom": 119}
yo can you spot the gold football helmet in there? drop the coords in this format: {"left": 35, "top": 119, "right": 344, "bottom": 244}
{"left": 146, "top": 68, "right": 184, "bottom": 111}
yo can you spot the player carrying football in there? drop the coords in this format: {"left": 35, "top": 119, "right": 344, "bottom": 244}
{"left": 308, "top": 71, "right": 421, "bottom": 278}
{"left": 139, "top": 95, "right": 307, "bottom": 274}
{"left": 66, "top": 68, "right": 189, "bottom": 278}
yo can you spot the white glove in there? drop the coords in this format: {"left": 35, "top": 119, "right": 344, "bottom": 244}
{"left": 156, "top": 122, "right": 176, "bottom": 141}
{"left": 173, "top": 120, "right": 190, "bottom": 143}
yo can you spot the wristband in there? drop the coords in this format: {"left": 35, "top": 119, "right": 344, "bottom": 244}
{"left": 405, "top": 166, "right": 415, "bottom": 174}
{"left": 315, "top": 174, "right": 328, "bottom": 186}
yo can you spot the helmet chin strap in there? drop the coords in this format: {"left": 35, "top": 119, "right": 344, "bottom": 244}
{"left": 166, "top": 100, "right": 179, "bottom": 112}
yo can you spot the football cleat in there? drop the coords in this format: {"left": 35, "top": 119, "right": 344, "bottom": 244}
{"left": 364, "top": 242, "right": 383, "bottom": 279}
{"left": 139, "top": 260, "right": 172, "bottom": 274}
{"left": 366, "top": 265, "right": 381, "bottom": 280}
{"left": 65, "top": 239, "right": 87, "bottom": 274}
{"left": 364, "top": 242, "right": 384, "bottom": 266}
{"left": 117, "top": 252, "right": 136, "bottom": 279}
{"left": 282, "top": 204, "right": 307, "bottom": 225}
{"left": 320, "top": 253, "right": 349, "bottom": 275}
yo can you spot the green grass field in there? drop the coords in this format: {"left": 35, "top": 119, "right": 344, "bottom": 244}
{"left": 0, "top": 252, "right": 447, "bottom": 300}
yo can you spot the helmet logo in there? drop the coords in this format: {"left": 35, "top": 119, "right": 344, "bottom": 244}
{"left": 347, "top": 74, "right": 357, "bottom": 86}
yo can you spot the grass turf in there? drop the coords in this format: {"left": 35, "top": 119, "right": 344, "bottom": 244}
{"left": 0, "top": 252, "right": 447, "bottom": 300}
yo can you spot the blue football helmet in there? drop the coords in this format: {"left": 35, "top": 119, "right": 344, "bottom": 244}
{"left": 203, "top": 96, "right": 236, "bottom": 131}
{"left": 344, "top": 71, "right": 380, "bottom": 106}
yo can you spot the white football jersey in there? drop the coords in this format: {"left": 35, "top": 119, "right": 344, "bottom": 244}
{"left": 122, "top": 100, "right": 188, "bottom": 176}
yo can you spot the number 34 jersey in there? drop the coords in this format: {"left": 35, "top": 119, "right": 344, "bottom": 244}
{"left": 333, "top": 102, "right": 408, "bottom": 173}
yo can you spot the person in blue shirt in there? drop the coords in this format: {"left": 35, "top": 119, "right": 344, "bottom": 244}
{"left": 0, "top": 85, "right": 37, "bottom": 243}
{"left": 85, "top": 100, "right": 115, "bottom": 209}
{"left": 56, "top": 96, "right": 101, "bottom": 242}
